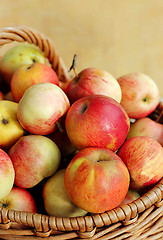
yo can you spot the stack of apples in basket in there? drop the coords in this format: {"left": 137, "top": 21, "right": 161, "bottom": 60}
{"left": 0, "top": 43, "right": 162, "bottom": 221}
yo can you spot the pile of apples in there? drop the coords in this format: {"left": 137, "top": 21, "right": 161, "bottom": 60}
{"left": 0, "top": 43, "right": 162, "bottom": 220}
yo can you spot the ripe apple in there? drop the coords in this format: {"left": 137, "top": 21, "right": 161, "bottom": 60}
{"left": 11, "top": 63, "right": 59, "bottom": 102}
{"left": 0, "top": 43, "right": 46, "bottom": 85}
{"left": 64, "top": 147, "right": 130, "bottom": 213}
{"left": 117, "top": 136, "right": 163, "bottom": 192}
{"left": 0, "top": 186, "right": 37, "bottom": 213}
{"left": 119, "top": 189, "right": 140, "bottom": 206}
{"left": 0, "top": 100, "right": 24, "bottom": 150}
{"left": 64, "top": 67, "right": 122, "bottom": 104}
{"left": 43, "top": 169, "right": 87, "bottom": 217}
{"left": 117, "top": 72, "right": 160, "bottom": 119}
{"left": 8, "top": 135, "right": 61, "bottom": 188}
{"left": 17, "top": 82, "right": 70, "bottom": 135}
{"left": 65, "top": 95, "right": 130, "bottom": 151}
{"left": 0, "top": 149, "right": 15, "bottom": 200}
{"left": 127, "top": 117, "right": 163, "bottom": 146}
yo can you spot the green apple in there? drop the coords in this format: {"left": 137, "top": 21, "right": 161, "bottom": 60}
{"left": 43, "top": 169, "right": 87, "bottom": 217}
{"left": 0, "top": 43, "right": 46, "bottom": 85}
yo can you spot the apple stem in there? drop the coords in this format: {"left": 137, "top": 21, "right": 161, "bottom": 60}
{"left": 68, "top": 54, "right": 78, "bottom": 77}
{"left": 155, "top": 109, "right": 163, "bottom": 123}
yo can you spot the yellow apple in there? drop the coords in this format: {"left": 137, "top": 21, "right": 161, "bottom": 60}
{"left": 0, "top": 100, "right": 24, "bottom": 150}
{"left": 43, "top": 169, "right": 87, "bottom": 217}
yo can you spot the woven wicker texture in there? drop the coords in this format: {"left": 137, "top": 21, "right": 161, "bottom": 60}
{"left": 0, "top": 26, "right": 162, "bottom": 240}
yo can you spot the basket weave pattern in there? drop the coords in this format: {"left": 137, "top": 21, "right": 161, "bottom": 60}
{"left": 0, "top": 26, "right": 162, "bottom": 240}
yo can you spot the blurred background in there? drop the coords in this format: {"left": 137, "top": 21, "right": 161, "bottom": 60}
{"left": 0, "top": 0, "right": 162, "bottom": 95}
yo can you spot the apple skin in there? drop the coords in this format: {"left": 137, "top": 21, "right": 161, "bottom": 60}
{"left": 64, "top": 68, "right": 122, "bottom": 104}
{"left": 8, "top": 135, "right": 61, "bottom": 188}
{"left": 0, "top": 149, "right": 15, "bottom": 200}
{"left": 0, "top": 186, "right": 37, "bottom": 213}
{"left": 43, "top": 169, "right": 87, "bottom": 217}
{"left": 127, "top": 117, "right": 163, "bottom": 146}
{"left": 64, "top": 147, "right": 130, "bottom": 213}
{"left": 117, "top": 136, "right": 163, "bottom": 192}
{"left": 119, "top": 189, "right": 140, "bottom": 206}
{"left": 0, "top": 43, "right": 46, "bottom": 85}
{"left": 17, "top": 82, "right": 70, "bottom": 135}
{"left": 0, "top": 100, "right": 24, "bottom": 150}
{"left": 11, "top": 63, "right": 59, "bottom": 102}
{"left": 65, "top": 95, "right": 130, "bottom": 151}
{"left": 117, "top": 72, "right": 160, "bottom": 119}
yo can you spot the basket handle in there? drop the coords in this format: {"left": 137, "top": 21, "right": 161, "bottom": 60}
{"left": 0, "top": 25, "right": 71, "bottom": 83}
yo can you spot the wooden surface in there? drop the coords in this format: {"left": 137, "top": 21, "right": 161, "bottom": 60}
{"left": 0, "top": 0, "right": 162, "bottom": 95}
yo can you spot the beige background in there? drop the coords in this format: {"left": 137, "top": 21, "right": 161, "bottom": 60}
{"left": 0, "top": 0, "right": 162, "bottom": 95}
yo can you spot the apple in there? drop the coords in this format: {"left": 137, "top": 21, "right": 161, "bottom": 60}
{"left": 117, "top": 136, "right": 163, "bottom": 192}
{"left": 17, "top": 82, "right": 70, "bottom": 135}
{"left": 0, "top": 100, "right": 24, "bottom": 151}
{"left": 127, "top": 117, "right": 163, "bottom": 146}
{"left": 0, "top": 149, "right": 15, "bottom": 200}
{"left": 8, "top": 135, "right": 61, "bottom": 188}
{"left": 65, "top": 95, "right": 130, "bottom": 151}
{"left": 0, "top": 91, "right": 4, "bottom": 100}
{"left": 64, "top": 67, "right": 122, "bottom": 104}
{"left": 119, "top": 189, "right": 140, "bottom": 206}
{"left": 0, "top": 186, "right": 37, "bottom": 213}
{"left": 0, "top": 43, "right": 46, "bottom": 85}
{"left": 11, "top": 63, "right": 59, "bottom": 102}
{"left": 0, "top": 186, "right": 37, "bottom": 229}
{"left": 43, "top": 169, "right": 87, "bottom": 217}
{"left": 117, "top": 72, "right": 160, "bottom": 119}
{"left": 64, "top": 147, "right": 130, "bottom": 213}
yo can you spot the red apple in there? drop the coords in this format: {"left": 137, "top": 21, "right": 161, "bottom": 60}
{"left": 11, "top": 63, "right": 59, "bottom": 102}
{"left": 64, "top": 147, "right": 130, "bottom": 213}
{"left": 0, "top": 149, "right": 15, "bottom": 199}
{"left": 64, "top": 68, "right": 122, "bottom": 104}
{"left": 17, "top": 82, "right": 70, "bottom": 135}
{"left": 65, "top": 95, "right": 130, "bottom": 151}
{"left": 117, "top": 136, "right": 163, "bottom": 192}
{"left": 8, "top": 135, "right": 61, "bottom": 188}
{"left": 0, "top": 187, "right": 37, "bottom": 213}
{"left": 127, "top": 117, "right": 163, "bottom": 146}
{"left": 117, "top": 72, "right": 160, "bottom": 119}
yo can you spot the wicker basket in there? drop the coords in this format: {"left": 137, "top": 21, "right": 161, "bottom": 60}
{"left": 0, "top": 26, "right": 162, "bottom": 240}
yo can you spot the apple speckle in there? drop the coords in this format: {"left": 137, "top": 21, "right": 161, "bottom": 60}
{"left": 1, "top": 118, "right": 8, "bottom": 125}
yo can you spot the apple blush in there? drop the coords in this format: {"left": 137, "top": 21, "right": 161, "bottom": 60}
{"left": 65, "top": 95, "right": 130, "bottom": 151}
{"left": 64, "top": 147, "right": 130, "bottom": 213}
